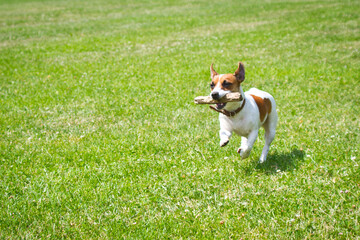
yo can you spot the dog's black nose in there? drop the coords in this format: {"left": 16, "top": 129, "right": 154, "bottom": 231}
{"left": 211, "top": 92, "right": 220, "bottom": 100}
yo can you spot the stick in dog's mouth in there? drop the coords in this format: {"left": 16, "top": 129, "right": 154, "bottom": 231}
{"left": 194, "top": 92, "right": 242, "bottom": 105}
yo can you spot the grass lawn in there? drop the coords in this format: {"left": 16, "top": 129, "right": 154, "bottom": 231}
{"left": 1, "top": 0, "right": 359, "bottom": 238}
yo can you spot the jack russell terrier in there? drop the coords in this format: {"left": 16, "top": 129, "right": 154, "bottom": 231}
{"left": 209, "top": 62, "right": 278, "bottom": 163}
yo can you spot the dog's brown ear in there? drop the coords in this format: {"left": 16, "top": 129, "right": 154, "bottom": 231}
{"left": 210, "top": 63, "right": 218, "bottom": 79}
{"left": 234, "top": 62, "right": 245, "bottom": 82}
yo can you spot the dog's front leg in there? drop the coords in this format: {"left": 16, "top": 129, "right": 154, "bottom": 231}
{"left": 219, "top": 117, "right": 232, "bottom": 147}
{"left": 237, "top": 130, "right": 259, "bottom": 159}
{"left": 219, "top": 129, "right": 232, "bottom": 147}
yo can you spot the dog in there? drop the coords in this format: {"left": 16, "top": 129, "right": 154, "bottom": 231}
{"left": 209, "top": 62, "right": 278, "bottom": 163}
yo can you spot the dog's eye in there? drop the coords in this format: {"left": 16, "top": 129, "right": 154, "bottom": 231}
{"left": 222, "top": 80, "right": 232, "bottom": 87}
{"left": 210, "top": 82, "right": 215, "bottom": 89}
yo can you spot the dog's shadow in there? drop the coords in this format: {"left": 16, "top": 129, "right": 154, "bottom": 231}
{"left": 243, "top": 149, "right": 305, "bottom": 175}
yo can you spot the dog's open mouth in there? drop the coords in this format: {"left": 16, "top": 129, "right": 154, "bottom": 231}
{"left": 215, "top": 103, "right": 227, "bottom": 110}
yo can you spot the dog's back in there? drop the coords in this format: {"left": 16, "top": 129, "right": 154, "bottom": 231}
{"left": 245, "top": 88, "right": 277, "bottom": 125}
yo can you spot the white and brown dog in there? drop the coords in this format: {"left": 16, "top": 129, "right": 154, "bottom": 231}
{"left": 209, "top": 62, "right": 278, "bottom": 163}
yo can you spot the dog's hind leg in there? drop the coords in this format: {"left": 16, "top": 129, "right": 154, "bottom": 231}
{"left": 259, "top": 111, "right": 278, "bottom": 163}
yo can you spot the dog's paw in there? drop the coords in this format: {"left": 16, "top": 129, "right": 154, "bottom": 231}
{"left": 238, "top": 147, "right": 250, "bottom": 159}
{"left": 220, "top": 139, "right": 229, "bottom": 147}
{"left": 259, "top": 156, "right": 266, "bottom": 163}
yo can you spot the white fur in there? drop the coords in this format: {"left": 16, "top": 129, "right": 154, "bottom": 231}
{"left": 213, "top": 86, "right": 278, "bottom": 163}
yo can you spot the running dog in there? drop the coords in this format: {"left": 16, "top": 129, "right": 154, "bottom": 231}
{"left": 209, "top": 62, "right": 278, "bottom": 163}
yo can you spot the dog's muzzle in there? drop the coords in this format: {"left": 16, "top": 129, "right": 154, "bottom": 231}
{"left": 211, "top": 91, "right": 227, "bottom": 109}
{"left": 211, "top": 92, "right": 220, "bottom": 100}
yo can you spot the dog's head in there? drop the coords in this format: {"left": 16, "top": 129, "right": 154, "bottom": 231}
{"left": 210, "top": 62, "right": 245, "bottom": 109}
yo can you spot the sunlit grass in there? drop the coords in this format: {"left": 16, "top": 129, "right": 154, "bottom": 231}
{"left": 1, "top": 0, "right": 359, "bottom": 238}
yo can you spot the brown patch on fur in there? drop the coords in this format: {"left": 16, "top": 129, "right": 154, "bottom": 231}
{"left": 250, "top": 95, "right": 272, "bottom": 122}
{"left": 220, "top": 74, "right": 240, "bottom": 91}
{"left": 210, "top": 74, "right": 240, "bottom": 91}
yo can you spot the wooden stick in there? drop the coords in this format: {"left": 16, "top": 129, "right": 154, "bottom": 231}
{"left": 194, "top": 92, "right": 243, "bottom": 104}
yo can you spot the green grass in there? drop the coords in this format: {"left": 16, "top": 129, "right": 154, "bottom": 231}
{"left": 1, "top": 0, "right": 359, "bottom": 238}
